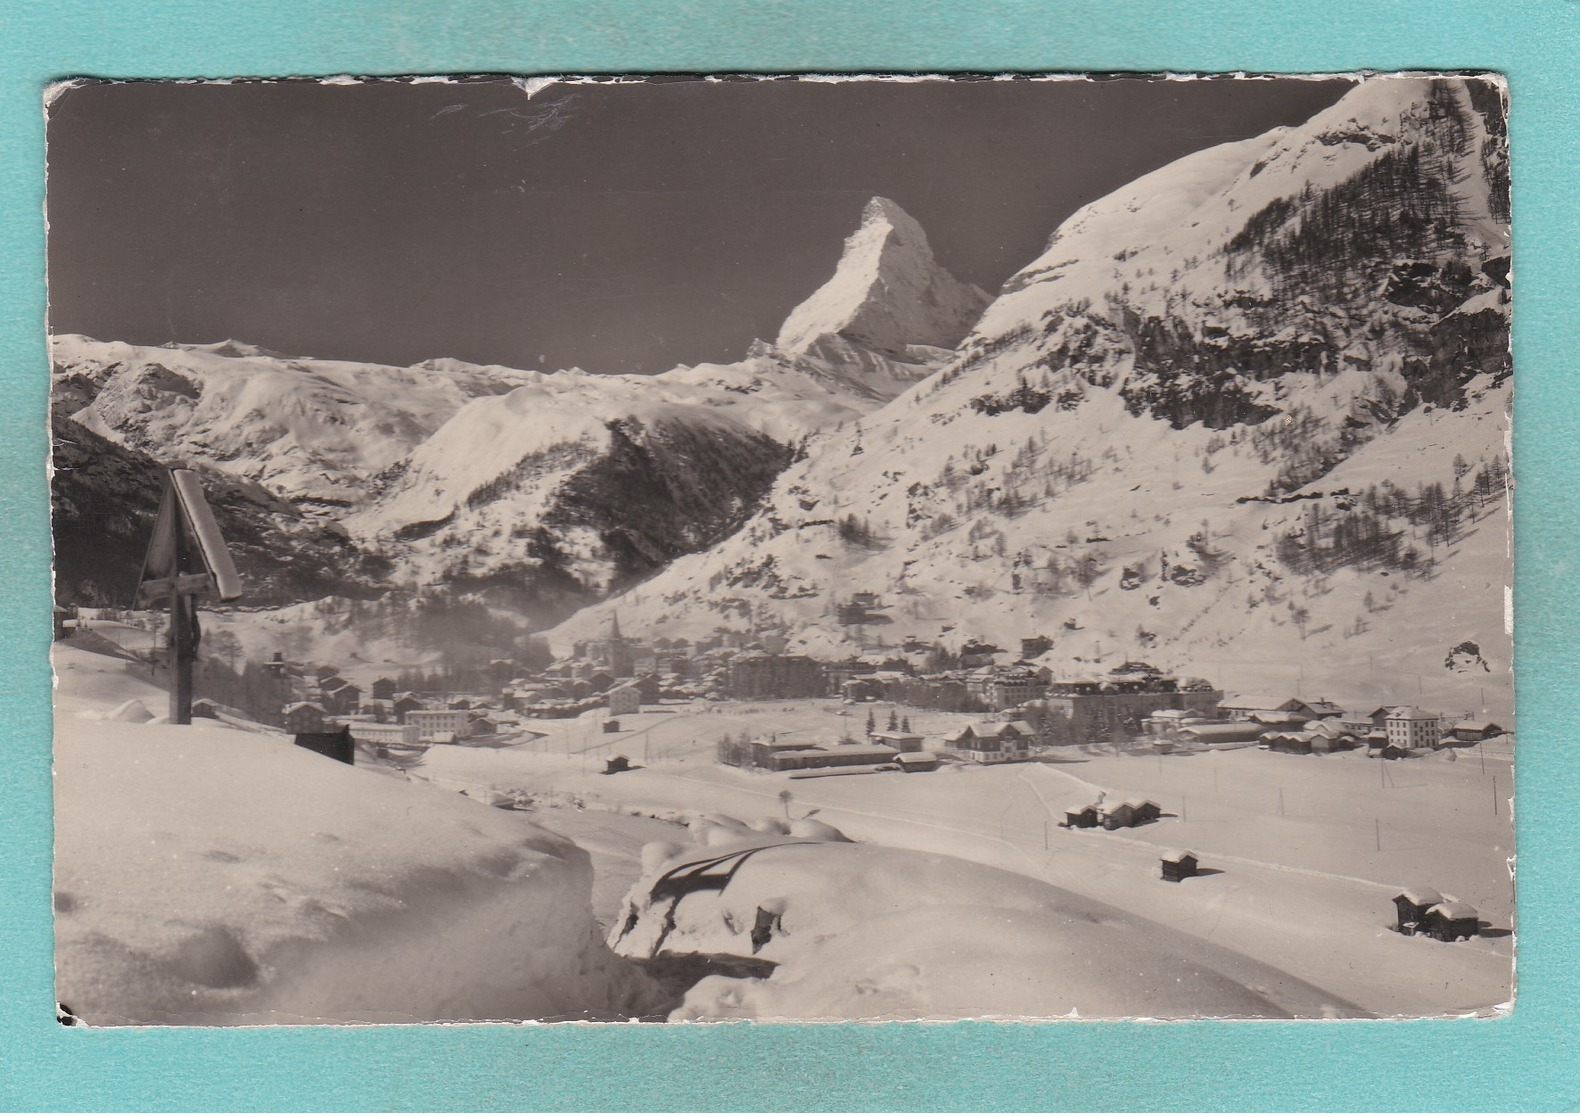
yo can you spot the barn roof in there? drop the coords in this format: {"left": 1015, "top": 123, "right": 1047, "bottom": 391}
{"left": 1178, "top": 722, "right": 1265, "bottom": 743}
{"left": 1301, "top": 699, "right": 1345, "bottom": 717}
{"left": 1428, "top": 900, "right": 1479, "bottom": 920}
{"left": 1396, "top": 887, "right": 1445, "bottom": 907}
{"left": 1162, "top": 849, "right": 1196, "bottom": 863}
{"left": 1221, "top": 694, "right": 1302, "bottom": 711}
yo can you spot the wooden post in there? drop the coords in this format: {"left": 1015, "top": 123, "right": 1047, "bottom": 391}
{"left": 169, "top": 578, "right": 194, "bottom": 725}
{"left": 137, "top": 468, "right": 240, "bottom": 725}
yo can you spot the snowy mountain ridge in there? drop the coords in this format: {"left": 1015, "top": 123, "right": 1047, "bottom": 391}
{"left": 52, "top": 335, "right": 537, "bottom": 510}
{"left": 545, "top": 76, "right": 1513, "bottom": 716}
{"left": 52, "top": 197, "right": 986, "bottom": 615}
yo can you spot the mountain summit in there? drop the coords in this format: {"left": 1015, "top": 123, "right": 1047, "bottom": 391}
{"left": 548, "top": 77, "right": 1512, "bottom": 714}
{"left": 776, "top": 196, "right": 989, "bottom": 360}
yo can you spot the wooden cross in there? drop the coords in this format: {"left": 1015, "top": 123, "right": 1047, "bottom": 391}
{"left": 137, "top": 468, "right": 242, "bottom": 724}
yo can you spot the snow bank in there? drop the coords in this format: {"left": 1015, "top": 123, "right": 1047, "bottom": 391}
{"left": 608, "top": 828, "right": 1359, "bottom": 1021}
{"left": 53, "top": 646, "right": 659, "bottom": 1024}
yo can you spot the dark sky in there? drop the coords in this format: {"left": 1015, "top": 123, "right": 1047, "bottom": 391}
{"left": 46, "top": 75, "right": 1354, "bottom": 375}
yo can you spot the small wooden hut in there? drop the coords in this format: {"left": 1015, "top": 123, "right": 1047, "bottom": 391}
{"left": 1161, "top": 850, "right": 1199, "bottom": 882}
{"left": 1422, "top": 900, "right": 1480, "bottom": 941}
{"left": 1101, "top": 802, "right": 1137, "bottom": 830}
{"left": 1064, "top": 804, "right": 1099, "bottom": 829}
{"left": 1392, "top": 887, "right": 1445, "bottom": 934}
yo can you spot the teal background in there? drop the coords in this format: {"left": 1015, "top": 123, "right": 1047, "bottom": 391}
{"left": 1, "top": 0, "right": 1574, "bottom": 1109}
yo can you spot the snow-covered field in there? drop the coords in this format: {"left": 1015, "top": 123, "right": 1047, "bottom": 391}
{"left": 419, "top": 701, "right": 1513, "bottom": 1019}
{"left": 52, "top": 645, "right": 663, "bottom": 1025}
{"left": 55, "top": 638, "right": 1509, "bottom": 1023}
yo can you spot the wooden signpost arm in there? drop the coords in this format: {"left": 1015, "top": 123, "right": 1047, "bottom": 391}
{"left": 137, "top": 467, "right": 241, "bottom": 726}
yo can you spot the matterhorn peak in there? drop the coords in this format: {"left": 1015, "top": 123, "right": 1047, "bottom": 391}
{"left": 775, "top": 195, "right": 988, "bottom": 360}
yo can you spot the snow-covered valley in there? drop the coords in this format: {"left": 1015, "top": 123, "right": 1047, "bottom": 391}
{"left": 53, "top": 637, "right": 1512, "bottom": 1023}
{"left": 49, "top": 75, "right": 1515, "bottom": 1025}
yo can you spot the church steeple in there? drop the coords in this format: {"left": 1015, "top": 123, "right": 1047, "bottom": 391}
{"left": 604, "top": 610, "right": 633, "bottom": 678}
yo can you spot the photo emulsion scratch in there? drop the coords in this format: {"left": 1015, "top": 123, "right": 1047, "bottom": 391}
{"left": 45, "top": 73, "right": 1513, "bottom": 1025}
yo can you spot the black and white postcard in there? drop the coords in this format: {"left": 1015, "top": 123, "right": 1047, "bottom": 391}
{"left": 47, "top": 74, "right": 1513, "bottom": 1024}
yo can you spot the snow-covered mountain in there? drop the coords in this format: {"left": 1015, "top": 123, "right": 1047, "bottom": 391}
{"left": 53, "top": 337, "right": 537, "bottom": 511}
{"left": 546, "top": 77, "right": 1512, "bottom": 715}
{"left": 51, "top": 409, "right": 381, "bottom": 608}
{"left": 772, "top": 195, "right": 989, "bottom": 397}
{"left": 51, "top": 197, "right": 989, "bottom": 618}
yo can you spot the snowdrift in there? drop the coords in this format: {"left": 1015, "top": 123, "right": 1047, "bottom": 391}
{"left": 608, "top": 820, "right": 1362, "bottom": 1021}
{"left": 53, "top": 646, "right": 659, "bottom": 1024}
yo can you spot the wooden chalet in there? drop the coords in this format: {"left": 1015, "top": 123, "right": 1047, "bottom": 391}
{"left": 1421, "top": 900, "right": 1480, "bottom": 941}
{"left": 324, "top": 682, "right": 361, "bottom": 715}
{"left": 392, "top": 693, "right": 425, "bottom": 724}
{"left": 1392, "top": 887, "right": 1445, "bottom": 933}
{"left": 1101, "top": 802, "right": 1137, "bottom": 829}
{"left": 283, "top": 701, "right": 328, "bottom": 735}
{"left": 1064, "top": 804, "right": 1099, "bottom": 829}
